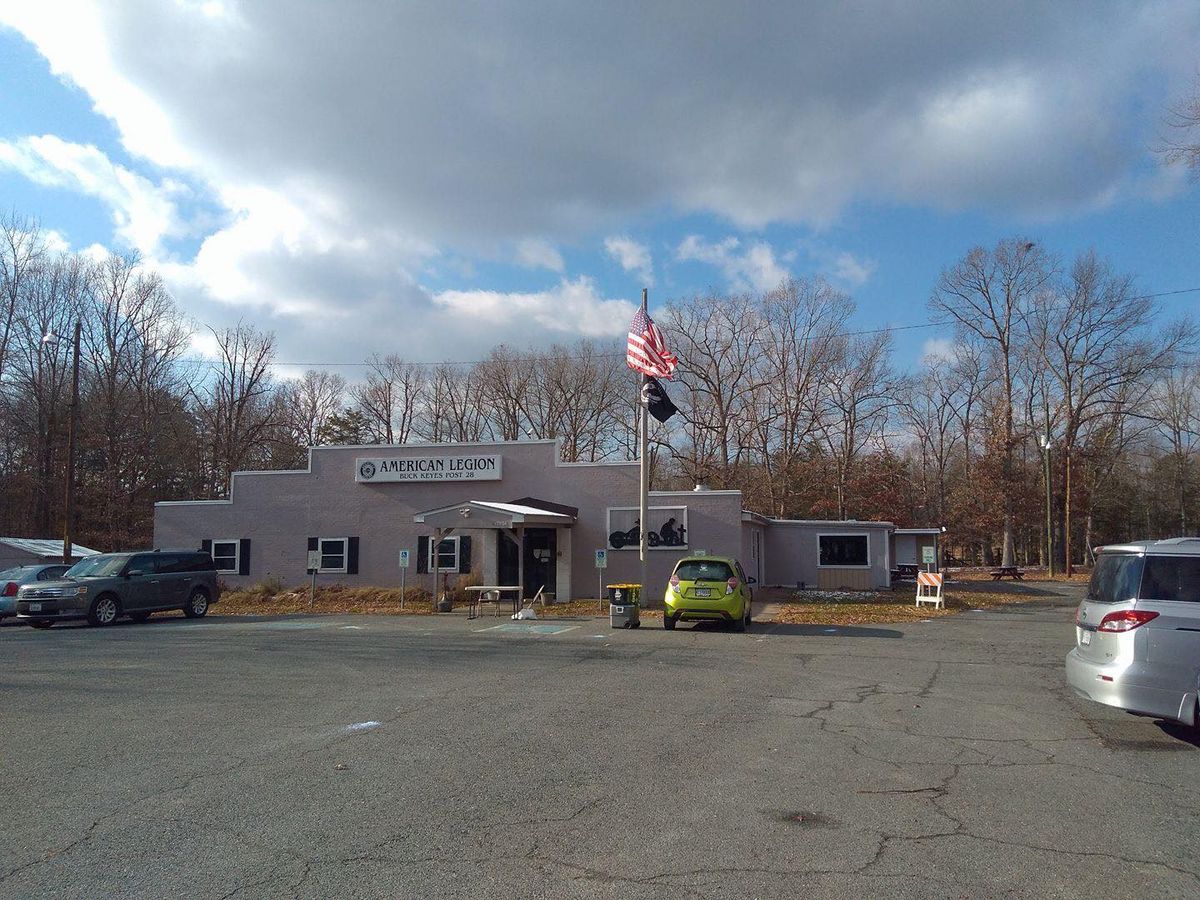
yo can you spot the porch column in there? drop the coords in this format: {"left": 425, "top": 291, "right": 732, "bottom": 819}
{"left": 515, "top": 524, "right": 525, "bottom": 601}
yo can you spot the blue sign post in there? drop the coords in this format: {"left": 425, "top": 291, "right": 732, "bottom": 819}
{"left": 595, "top": 549, "right": 608, "bottom": 611}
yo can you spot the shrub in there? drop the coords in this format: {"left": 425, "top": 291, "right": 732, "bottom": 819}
{"left": 249, "top": 574, "right": 287, "bottom": 597}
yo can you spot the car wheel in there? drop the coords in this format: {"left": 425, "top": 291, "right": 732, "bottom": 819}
{"left": 732, "top": 606, "right": 747, "bottom": 633}
{"left": 87, "top": 594, "right": 120, "bottom": 627}
{"left": 746, "top": 601, "right": 753, "bottom": 624}
{"left": 183, "top": 589, "right": 210, "bottom": 618}
{"left": 29, "top": 620, "right": 53, "bottom": 629}
{"left": 129, "top": 611, "right": 151, "bottom": 623}
{"left": 663, "top": 615, "right": 676, "bottom": 630}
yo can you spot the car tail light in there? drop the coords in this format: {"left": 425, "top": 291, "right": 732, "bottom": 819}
{"left": 670, "top": 576, "right": 681, "bottom": 593}
{"left": 2, "top": 582, "right": 16, "bottom": 597}
{"left": 1096, "top": 610, "right": 1159, "bottom": 632}
{"left": 726, "top": 577, "right": 738, "bottom": 595}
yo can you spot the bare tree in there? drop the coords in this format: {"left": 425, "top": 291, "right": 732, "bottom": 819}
{"left": 1163, "top": 75, "right": 1200, "bottom": 171}
{"left": 819, "top": 333, "right": 901, "bottom": 519}
{"left": 82, "top": 253, "right": 193, "bottom": 547}
{"left": 282, "top": 369, "right": 347, "bottom": 447}
{"left": 663, "top": 292, "right": 765, "bottom": 487}
{"left": 751, "top": 277, "right": 851, "bottom": 515}
{"left": 903, "top": 355, "right": 964, "bottom": 524}
{"left": 0, "top": 213, "right": 47, "bottom": 378}
{"left": 352, "top": 354, "right": 427, "bottom": 444}
{"left": 930, "top": 238, "right": 1052, "bottom": 567}
{"left": 1149, "top": 366, "right": 1200, "bottom": 534}
{"left": 1029, "top": 251, "right": 1193, "bottom": 571}
{"left": 191, "top": 323, "right": 278, "bottom": 497}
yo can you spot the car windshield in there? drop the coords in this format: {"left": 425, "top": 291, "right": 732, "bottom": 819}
{"left": 675, "top": 560, "right": 734, "bottom": 582}
{"left": 1087, "top": 553, "right": 1143, "bottom": 604}
{"left": 65, "top": 555, "right": 129, "bottom": 578}
{"left": 0, "top": 567, "right": 25, "bottom": 580}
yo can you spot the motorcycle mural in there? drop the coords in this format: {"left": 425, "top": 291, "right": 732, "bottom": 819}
{"left": 608, "top": 515, "right": 687, "bottom": 550}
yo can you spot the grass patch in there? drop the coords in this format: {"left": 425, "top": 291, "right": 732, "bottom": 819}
{"left": 218, "top": 584, "right": 435, "bottom": 616}
{"left": 537, "top": 599, "right": 662, "bottom": 619}
{"left": 770, "top": 586, "right": 1047, "bottom": 626}
{"left": 949, "top": 567, "right": 1090, "bottom": 583}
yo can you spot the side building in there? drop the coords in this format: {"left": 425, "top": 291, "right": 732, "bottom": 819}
{"left": 153, "top": 439, "right": 898, "bottom": 600}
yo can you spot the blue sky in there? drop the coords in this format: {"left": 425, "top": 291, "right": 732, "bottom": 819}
{"left": 1, "top": 2, "right": 1198, "bottom": 374}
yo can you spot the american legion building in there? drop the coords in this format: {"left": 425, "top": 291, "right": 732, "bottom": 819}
{"left": 154, "top": 439, "right": 921, "bottom": 601}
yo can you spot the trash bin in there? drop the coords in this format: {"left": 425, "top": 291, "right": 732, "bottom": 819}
{"left": 607, "top": 583, "right": 642, "bottom": 629}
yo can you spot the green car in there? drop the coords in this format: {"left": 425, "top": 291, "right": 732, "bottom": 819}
{"left": 664, "top": 555, "right": 755, "bottom": 631}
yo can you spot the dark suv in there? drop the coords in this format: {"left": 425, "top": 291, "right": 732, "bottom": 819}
{"left": 16, "top": 550, "right": 220, "bottom": 628}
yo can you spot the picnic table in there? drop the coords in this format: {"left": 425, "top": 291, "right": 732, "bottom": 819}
{"left": 463, "top": 585, "right": 523, "bottom": 619}
{"left": 989, "top": 566, "right": 1025, "bottom": 581}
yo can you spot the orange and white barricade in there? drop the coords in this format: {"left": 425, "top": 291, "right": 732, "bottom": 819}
{"left": 915, "top": 571, "right": 944, "bottom": 609}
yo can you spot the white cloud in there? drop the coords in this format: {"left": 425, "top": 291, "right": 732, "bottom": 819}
{"left": 921, "top": 337, "right": 957, "bottom": 364}
{"left": 1, "top": 2, "right": 1198, "bottom": 364}
{"left": 829, "top": 252, "right": 875, "bottom": 288}
{"left": 515, "top": 238, "right": 565, "bottom": 272}
{"left": 604, "top": 235, "right": 653, "bottom": 286}
{"left": 676, "top": 235, "right": 788, "bottom": 293}
{"left": 5, "top": 3, "right": 1195, "bottom": 240}
{"left": 0, "top": 135, "right": 183, "bottom": 256}
{"left": 432, "top": 277, "right": 636, "bottom": 338}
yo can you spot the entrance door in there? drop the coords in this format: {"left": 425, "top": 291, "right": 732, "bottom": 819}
{"left": 498, "top": 532, "right": 520, "bottom": 587}
{"left": 523, "top": 528, "right": 557, "bottom": 599}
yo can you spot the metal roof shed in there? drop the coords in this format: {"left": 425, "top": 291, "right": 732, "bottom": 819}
{"left": 0, "top": 538, "right": 100, "bottom": 569}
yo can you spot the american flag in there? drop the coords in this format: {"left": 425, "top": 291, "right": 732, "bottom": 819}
{"left": 626, "top": 308, "right": 678, "bottom": 378}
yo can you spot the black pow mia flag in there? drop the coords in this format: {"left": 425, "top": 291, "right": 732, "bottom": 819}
{"left": 640, "top": 377, "right": 678, "bottom": 423}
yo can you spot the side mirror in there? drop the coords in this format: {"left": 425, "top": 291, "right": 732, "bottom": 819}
{"left": 747, "top": 577, "right": 758, "bottom": 585}
{"left": 126, "top": 569, "right": 145, "bottom": 578}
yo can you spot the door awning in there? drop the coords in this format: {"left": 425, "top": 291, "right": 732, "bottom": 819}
{"left": 413, "top": 500, "right": 576, "bottom": 529}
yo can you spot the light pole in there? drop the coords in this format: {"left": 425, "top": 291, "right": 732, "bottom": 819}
{"left": 44, "top": 322, "right": 82, "bottom": 565}
{"left": 1039, "top": 434, "right": 1053, "bottom": 577}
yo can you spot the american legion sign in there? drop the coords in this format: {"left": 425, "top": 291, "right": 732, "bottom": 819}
{"left": 355, "top": 455, "right": 503, "bottom": 483}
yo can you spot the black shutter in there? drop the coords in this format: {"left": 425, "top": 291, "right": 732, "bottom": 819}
{"left": 459, "top": 536, "right": 472, "bottom": 574}
{"left": 238, "top": 538, "right": 251, "bottom": 576}
{"left": 307, "top": 537, "right": 318, "bottom": 573}
{"left": 417, "top": 536, "right": 428, "bottom": 574}
{"left": 200, "top": 539, "right": 212, "bottom": 556}
{"left": 347, "top": 537, "right": 359, "bottom": 575}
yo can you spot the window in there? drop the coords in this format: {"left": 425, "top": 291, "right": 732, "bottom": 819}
{"left": 126, "top": 554, "right": 159, "bottom": 575}
{"left": 673, "top": 559, "right": 734, "bottom": 582}
{"left": 606, "top": 506, "right": 689, "bottom": 551}
{"left": 818, "top": 534, "right": 870, "bottom": 567}
{"left": 319, "top": 538, "right": 348, "bottom": 574}
{"left": 1087, "top": 553, "right": 1143, "bottom": 604}
{"left": 1137, "top": 556, "right": 1200, "bottom": 603}
{"left": 210, "top": 540, "right": 239, "bottom": 574}
{"left": 155, "top": 553, "right": 190, "bottom": 574}
{"left": 428, "top": 536, "right": 460, "bottom": 573}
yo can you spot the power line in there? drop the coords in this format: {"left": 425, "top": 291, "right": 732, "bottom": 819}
{"left": 175, "top": 285, "right": 1200, "bottom": 369}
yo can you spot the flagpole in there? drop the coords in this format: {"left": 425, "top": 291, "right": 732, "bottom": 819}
{"left": 639, "top": 288, "right": 650, "bottom": 604}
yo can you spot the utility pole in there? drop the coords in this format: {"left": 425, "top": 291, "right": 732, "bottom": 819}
{"left": 1040, "top": 434, "right": 1053, "bottom": 577}
{"left": 638, "top": 288, "right": 650, "bottom": 604}
{"left": 57, "top": 321, "right": 82, "bottom": 565}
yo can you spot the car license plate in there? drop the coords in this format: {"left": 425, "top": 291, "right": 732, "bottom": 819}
{"left": 29, "top": 602, "right": 42, "bottom": 612}
{"left": 695, "top": 588, "right": 712, "bottom": 598}
{"left": 1080, "top": 631, "right": 1091, "bottom": 646}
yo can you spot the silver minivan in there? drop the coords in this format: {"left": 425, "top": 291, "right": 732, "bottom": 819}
{"left": 1066, "top": 538, "right": 1200, "bottom": 726}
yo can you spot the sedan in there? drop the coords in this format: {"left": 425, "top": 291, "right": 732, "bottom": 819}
{"left": 0, "top": 564, "right": 71, "bottom": 621}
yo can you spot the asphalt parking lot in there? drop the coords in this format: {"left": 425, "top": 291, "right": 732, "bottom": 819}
{"left": 2, "top": 586, "right": 1198, "bottom": 899}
